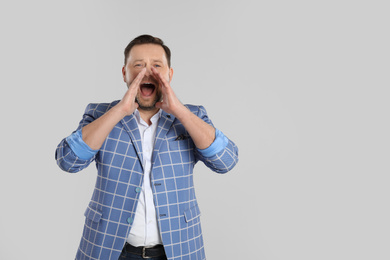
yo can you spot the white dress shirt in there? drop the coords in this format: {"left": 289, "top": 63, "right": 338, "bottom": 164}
{"left": 126, "top": 109, "right": 163, "bottom": 247}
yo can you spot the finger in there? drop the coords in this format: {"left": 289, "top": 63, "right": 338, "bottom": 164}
{"left": 124, "top": 68, "right": 146, "bottom": 100}
{"left": 130, "top": 68, "right": 146, "bottom": 89}
{"left": 126, "top": 68, "right": 146, "bottom": 97}
{"left": 151, "top": 67, "right": 170, "bottom": 88}
{"left": 155, "top": 101, "right": 163, "bottom": 109}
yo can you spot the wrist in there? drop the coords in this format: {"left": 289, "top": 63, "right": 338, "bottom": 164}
{"left": 172, "top": 104, "right": 190, "bottom": 121}
{"left": 112, "top": 103, "right": 132, "bottom": 119}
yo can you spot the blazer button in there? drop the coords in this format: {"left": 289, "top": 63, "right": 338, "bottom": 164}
{"left": 127, "top": 217, "right": 133, "bottom": 224}
{"left": 135, "top": 187, "right": 141, "bottom": 193}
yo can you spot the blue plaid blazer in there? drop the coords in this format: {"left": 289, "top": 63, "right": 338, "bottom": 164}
{"left": 55, "top": 101, "right": 239, "bottom": 260}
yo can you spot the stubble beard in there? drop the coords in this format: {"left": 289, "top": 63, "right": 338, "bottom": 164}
{"left": 135, "top": 89, "right": 162, "bottom": 111}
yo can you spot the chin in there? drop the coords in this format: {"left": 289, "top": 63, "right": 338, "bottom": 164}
{"left": 136, "top": 93, "right": 162, "bottom": 111}
{"left": 138, "top": 105, "right": 157, "bottom": 111}
{"left": 136, "top": 99, "right": 157, "bottom": 111}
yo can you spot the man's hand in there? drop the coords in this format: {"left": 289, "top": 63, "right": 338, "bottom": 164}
{"left": 116, "top": 67, "right": 146, "bottom": 117}
{"left": 151, "top": 67, "right": 215, "bottom": 150}
{"left": 152, "top": 67, "right": 186, "bottom": 117}
{"left": 81, "top": 68, "right": 146, "bottom": 150}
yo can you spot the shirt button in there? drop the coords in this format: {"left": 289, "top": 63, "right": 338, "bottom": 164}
{"left": 127, "top": 217, "right": 133, "bottom": 224}
{"left": 135, "top": 187, "right": 141, "bottom": 193}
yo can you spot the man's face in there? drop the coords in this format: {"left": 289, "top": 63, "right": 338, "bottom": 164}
{"left": 122, "top": 43, "right": 173, "bottom": 111}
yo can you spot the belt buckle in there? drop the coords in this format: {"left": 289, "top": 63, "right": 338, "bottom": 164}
{"left": 142, "top": 247, "right": 151, "bottom": 259}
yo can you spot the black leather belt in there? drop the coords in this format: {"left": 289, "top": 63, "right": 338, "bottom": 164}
{"left": 124, "top": 243, "right": 165, "bottom": 258}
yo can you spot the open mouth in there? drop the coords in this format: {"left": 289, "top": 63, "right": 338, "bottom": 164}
{"left": 140, "top": 82, "right": 156, "bottom": 97}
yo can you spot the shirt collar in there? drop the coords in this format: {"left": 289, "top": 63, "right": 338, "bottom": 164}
{"left": 134, "top": 109, "right": 162, "bottom": 126}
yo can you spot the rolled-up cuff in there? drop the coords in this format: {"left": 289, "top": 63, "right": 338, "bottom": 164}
{"left": 197, "top": 128, "right": 228, "bottom": 158}
{"left": 65, "top": 129, "right": 98, "bottom": 160}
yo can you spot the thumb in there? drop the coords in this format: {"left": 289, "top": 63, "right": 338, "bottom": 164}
{"left": 155, "top": 101, "right": 163, "bottom": 109}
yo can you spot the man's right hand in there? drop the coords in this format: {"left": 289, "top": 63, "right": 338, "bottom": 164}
{"left": 81, "top": 68, "right": 146, "bottom": 150}
{"left": 116, "top": 67, "right": 146, "bottom": 117}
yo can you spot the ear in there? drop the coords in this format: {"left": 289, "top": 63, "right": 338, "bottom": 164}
{"left": 122, "top": 66, "right": 126, "bottom": 83}
{"left": 168, "top": 67, "right": 174, "bottom": 83}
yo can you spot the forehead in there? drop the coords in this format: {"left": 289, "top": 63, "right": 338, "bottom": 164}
{"left": 128, "top": 44, "right": 168, "bottom": 63}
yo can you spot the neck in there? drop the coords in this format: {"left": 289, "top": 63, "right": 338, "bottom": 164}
{"left": 138, "top": 107, "right": 160, "bottom": 125}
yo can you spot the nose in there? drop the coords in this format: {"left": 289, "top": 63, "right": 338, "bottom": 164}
{"left": 144, "top": 64, "right": 153, "bottom": 77}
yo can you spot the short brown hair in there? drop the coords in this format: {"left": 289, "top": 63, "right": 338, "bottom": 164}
{"left": 124, "top": 34, "right": 171, "bottom": 67}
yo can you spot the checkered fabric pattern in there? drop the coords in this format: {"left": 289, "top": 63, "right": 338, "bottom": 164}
{"left": 55, "top": 101, "right": 239, "bottom": 260}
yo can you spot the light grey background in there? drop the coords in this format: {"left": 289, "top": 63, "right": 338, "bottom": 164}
{"left": 1, "top": 0, "right": 389, "bottom": 259}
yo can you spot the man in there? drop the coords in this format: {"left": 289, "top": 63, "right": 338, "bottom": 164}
{"left": 56, "top": 35, "right": 238, "bottom": 260}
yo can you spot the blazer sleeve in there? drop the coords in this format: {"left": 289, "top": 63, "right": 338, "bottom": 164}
{"left": 193, "top": 105, "right": 239, "bottom": 173}
{"left": 55, "top": 103, "right": 100, "bottom": 173}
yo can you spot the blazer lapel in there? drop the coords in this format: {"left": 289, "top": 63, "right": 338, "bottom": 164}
{"left": 120, "top": 114, "right": 143, "bottom": 167}
{"left": 153, "top": 111, "right": 175, "bottom": 164}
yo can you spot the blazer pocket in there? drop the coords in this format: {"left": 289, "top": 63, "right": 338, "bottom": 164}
{"left": 184, "top": 204, "right": 201, "bottom": 223}
{"left": 84, "top": 205, "right": 103, "bottom": 223}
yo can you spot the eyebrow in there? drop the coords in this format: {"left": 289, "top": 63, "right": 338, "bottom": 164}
{"left": 132, "top": 59, "right": 163, "bottom": 63}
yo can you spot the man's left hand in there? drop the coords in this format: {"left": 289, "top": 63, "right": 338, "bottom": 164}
{"left": 151, "top": 67, "right": 186, "bottom": 117}
{"left": 151, "top": 67, "right": 215, "bottom": 149}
